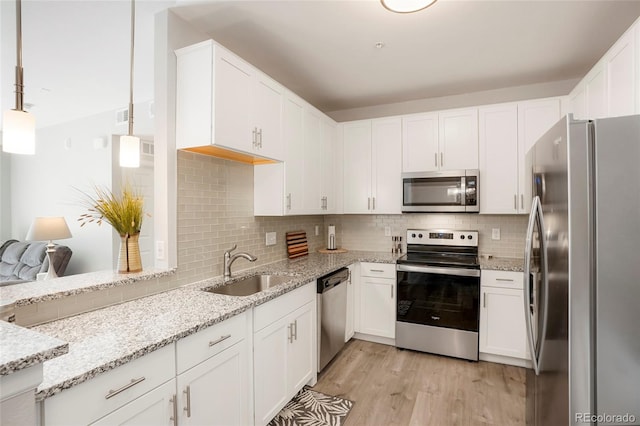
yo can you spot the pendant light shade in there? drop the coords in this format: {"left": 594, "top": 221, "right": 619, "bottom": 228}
{"left": 120, "top": 0, "right": 140, "bottom": 168}
{"left": 120, "top": 134, "right": 141, "bottom": 167}
{"left": 381, "top": 0, "right": 437, "bottom": 13}
{"left": 2, "top": 0, "right": 36, "bottom": 155}
{"left": 3, "top": 109, "right": 35, "bottom": 154}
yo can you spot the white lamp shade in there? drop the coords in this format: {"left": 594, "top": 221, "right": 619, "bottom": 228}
{"left": 120, "top": 134, "right": 140, "bottom": 167}
{"left": 2, "top": 109, "right": 36, "bottom": 154}
{"left": 381, "top": 0, "right": 437, "bottom": 13}
{"left": 26, "top": 217, "right": 72, "bottom": 241}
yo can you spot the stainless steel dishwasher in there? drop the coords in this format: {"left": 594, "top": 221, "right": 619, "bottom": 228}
{"left": 317, "top": 267, "right": 349, "bottom": 372}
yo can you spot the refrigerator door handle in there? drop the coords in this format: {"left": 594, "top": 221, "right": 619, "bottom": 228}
{"left": 524, "top": 196, "right": 542, "bottom": 375}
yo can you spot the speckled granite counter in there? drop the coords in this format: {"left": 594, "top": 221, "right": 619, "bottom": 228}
{"left": 0, "top": 321, "right": 68, "bottom": 376}
{"left": 480, "top": 257, "right": 524, "bottom": 272}
{"left": 20, "top": 251, "right": 398, "bottom": 400}
{"left": 0, "top": 267, "right": 176, "bottom": 308}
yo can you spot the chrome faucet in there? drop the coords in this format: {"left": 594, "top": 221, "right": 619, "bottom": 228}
{"left": 223, "top": 245, "right": 257, "bottom": 280}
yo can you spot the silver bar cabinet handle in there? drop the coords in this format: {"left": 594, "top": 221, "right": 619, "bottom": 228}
{"left": 209, "top": 334, "right": 231, "bottom": 347}
{"left": 514, "top": 194, "right": 517, "bottom": 210}
{"left": 372, "top": 197, "right": 376, "bottom": 210}
{"left": 496, "top": 278, "right": 514, "bottom": 282}
{"left": 391, "top": 285, "right": 394, "bottom": 299}
{"left": 440, "top": 152, "right": 443, "bottom": 167}
{"left": 521, "top": 194, "right": 524, "bottom": 210}
{"left": 483, "top": 293, "right": 486, "bottom": 308}
{"left": 434, "top": 153, "right": 438, "bottom": 167}
{"left": 293, "top": 319, "right": 298, "bottom": 340}
{"left": 370, "top": 269, "right": 384, "bottom": 273}
{"left": 252, "top": 127, "right": 257, "bottom": 148}
{"left": 183, "top": 386, "right": 192, "bottom": 417}
{"left": 368, "top": 197, "right": 371, "bottom": 210}
{"left": 287, "top": 193, "right": 292, "bottom": 210}
{"left": 170, "top": 394, "right": 178, "bottom": 426}
{"left": 105, "top": 377, "right": 146, "bottom": 399}
{"left": 288, "top": 323, "right": 293, "bottom": 343}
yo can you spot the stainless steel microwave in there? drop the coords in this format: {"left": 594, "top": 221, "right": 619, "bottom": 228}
{"left": 402, "top": 170, "right": 479, "bottom": 213}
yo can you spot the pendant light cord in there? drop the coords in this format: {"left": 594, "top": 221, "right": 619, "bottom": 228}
{"left": 128, "top": 0, "right": 135, "bottom": 136}
{"left": 14, "top": 0, "right": 25, "bottom": 112}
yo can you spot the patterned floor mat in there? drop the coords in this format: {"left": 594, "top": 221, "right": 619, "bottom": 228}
{"left": 268, "top": 387, "right": 354, "bottom": 426}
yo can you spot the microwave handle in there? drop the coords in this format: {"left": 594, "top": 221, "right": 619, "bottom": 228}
{"left": 460, "top": 177, "right": 466, "bottom": 206}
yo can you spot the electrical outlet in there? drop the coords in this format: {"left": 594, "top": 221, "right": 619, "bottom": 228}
{"left": 492, "top": 228, "right": 501, "bottom": 240}
{"left": 384, "top": 226, "right": 391, "bottom": 236}
{"left": 315, "top": 225, "right": 319, "bottom": 236}
{"left": 265, "top": 232, "right": 276, "bottom": 246}
{"left": 155, "top": 241, "right": 165, "bottom": 260}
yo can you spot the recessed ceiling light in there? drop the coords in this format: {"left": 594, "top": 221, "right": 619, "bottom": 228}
{"left": 375, "top": 42, "right": 385, "bottom": 49}
{"left": 381, "top": 0, "right": 437, "bottom": 13}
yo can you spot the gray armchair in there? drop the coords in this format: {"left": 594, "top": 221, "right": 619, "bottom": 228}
{"left": 0, "top": 240, "right": 72, "bottom": 285}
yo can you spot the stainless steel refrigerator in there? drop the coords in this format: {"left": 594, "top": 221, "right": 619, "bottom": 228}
{"left": 523, "top": 114, "right": 640, "bottom": 426}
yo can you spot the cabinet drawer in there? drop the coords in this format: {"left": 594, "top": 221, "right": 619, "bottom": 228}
{"left": 176, "top": 311, "right": 247, "bottom": 374}
{"left": 360, "top": 262, "right": 396, "bottom": 278}
{"left": 254, "top": 281, "right": 315, "bottom": 332}
{"left": 481, "top": 270, "right": 524, "bottom": 289}
{"left": 43, "top": 344, "right": 175, "bottom": 426}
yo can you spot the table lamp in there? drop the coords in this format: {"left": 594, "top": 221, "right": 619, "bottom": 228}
{"left": 26, "top": 217, "right": 72, "bottom": 279}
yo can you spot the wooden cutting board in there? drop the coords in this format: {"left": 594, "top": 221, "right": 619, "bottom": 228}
{"left": 286, "top": 231, "right": 308, "bottom": 259}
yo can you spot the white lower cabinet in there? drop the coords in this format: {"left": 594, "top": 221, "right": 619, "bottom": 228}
{"left": 43, "top": 344, "right": 176, "bottom": 426}
{"left": 358, "top": 263, "right": 396, "bottom": 339}
{"left": 253, "top": 282, "right": 316, "bottom": 426}
{"left": 90, "top": 380, "right": 176, "bottom": 426}
{"left": 175, "top": 312, "right": 250, "bottom": 426}
{"left": 479, "top": 270, "right": 529, "bottom": 364}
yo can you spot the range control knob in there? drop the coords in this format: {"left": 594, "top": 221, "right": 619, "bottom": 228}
{"left": 418, "top": 233, "right": 423, "bottom": 238}
{"left": 467, "top": 235, "right": 473, "bottom": 240}
{"left": 411, "top": 233, "right": 416, "bottom": 238}
{"left": 460, "top": 235, "right": 465, "bottom": 239}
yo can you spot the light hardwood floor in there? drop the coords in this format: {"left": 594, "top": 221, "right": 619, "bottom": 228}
{"left": 311, "top": 339, "right": 526, "bottom": 426}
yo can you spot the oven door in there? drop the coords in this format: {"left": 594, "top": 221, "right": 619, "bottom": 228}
{"left": 396, "top": 264, "right": 480, "bottom": 332}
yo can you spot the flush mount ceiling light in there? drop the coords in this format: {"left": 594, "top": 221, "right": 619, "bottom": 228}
{"left": 2, "top": 0, "right": 36, "bottom": 155}
{"left": 381, "top": 0, "right": 437, "bottom": 13}
{"left": 120, "top": 0, "right": 140, "bottom": 168}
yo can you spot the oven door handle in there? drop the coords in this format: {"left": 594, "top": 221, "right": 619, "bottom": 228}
{"left": 396, "top": 264, "right": 480, "bottom": 277}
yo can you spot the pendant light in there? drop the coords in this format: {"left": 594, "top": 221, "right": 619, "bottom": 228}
{"left": 2, "top": 0, "right": 36, "bottom": 155}
{"left": 120, "top": 0, "right": 140, "bottom": 168}
{"left": 381, "top": 0, "right": 437, "bottom": 13}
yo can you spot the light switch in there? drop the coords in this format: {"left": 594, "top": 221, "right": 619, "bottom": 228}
{"left": 491, "top": 228, "right": 501, "bottom": 240}
{"left": 155, "top": 241, "right": 165, "bottom": 259}
{"left": 266, "top": 232, "right": 277, "bottom": 246}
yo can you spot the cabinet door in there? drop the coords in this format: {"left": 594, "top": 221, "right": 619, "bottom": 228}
{"left": 479, "top": 104, "right": 518, "bottom": 214}
{"left": 253, "top": 75, "right": 284, "bottom": 160}
{"left": 321, "top": 119, "right": 337, "bottom": 213}
{"left": 402, "top": 113, "right": 439, "bottom": 172}
{"left": 287, "top": 302, "right": 315, "bottom": 394}
{"left": 90, "top": 380, "right": 175, "bottom": 426}
{"left": 438, "top": 108, "right": 479, "bottom": 170}
{"left": 359, "top": 277, "right": 395, "bottom": 338}
{"left": 283, "top": 93, "right": 306, "bottom": 215}
{"left": 177, "top": 341, "right": 249, "bottom": 426}
{"left": 517, "top": 98, "right": 560, "bottom": 213}
{"left": 586, "top": 66, "right": 608, "bottom": 119}
{"left": 345, "top": 264, "right": 356, "bottom": 342}
{"left": 253, "top": 316, "right": 289, "bottom": 426}
{"left": 606, "top": 30, "right": 637, "bottom": 118}
{"left": 569, "top": 84, "right": 587, "bottom": 120}
{"left": 479, "top": 287, "right": 529, "bottom": 359}
{"left": 343, "top": 121, "right": 372, "bottom": 213}
{"left": 214, "top": 49, "right": 253, "bottom": 153}
{"left": 371, "top": 117, "right": 402, "bottom": 214}
{"left": 303, "top": 107, "right": 323, "bottom": 213}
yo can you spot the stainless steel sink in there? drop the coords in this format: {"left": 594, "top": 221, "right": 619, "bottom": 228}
{"left": 205, "top": 274, "right": 292, "bottom": 297}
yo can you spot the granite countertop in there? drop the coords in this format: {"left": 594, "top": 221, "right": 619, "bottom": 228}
{"left": 16, "top": 251, "right": 399, "bottom": 400}
{"left": 0, "top": 267, "right": 176, "bottom": 308}
{"left": 480, "top": 257, "right": 524, "bottom": 272}
{"left": 0, "top": 321, "right": 68, "bottom": 376}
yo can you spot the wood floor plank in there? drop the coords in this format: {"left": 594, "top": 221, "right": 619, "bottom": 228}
{"left": 312, "top": 339, "right": 526, "bottom": 426}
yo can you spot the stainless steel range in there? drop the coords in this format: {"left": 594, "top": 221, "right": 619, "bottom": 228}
{"left": 395, "top": 229, "right": 480, "bottom": 361}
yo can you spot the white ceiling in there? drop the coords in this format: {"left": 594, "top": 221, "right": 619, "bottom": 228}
{"left": 2, "top": 0, "right": 640, "bottom": 129}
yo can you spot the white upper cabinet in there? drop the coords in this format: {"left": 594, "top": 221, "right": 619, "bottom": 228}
{"left": 567, "top": 17, "right": 640, "bottom": 120}
{"left": 479, "top": 103, "right": 519, "bottom": 214}
{"left": 343, "top": 118, "right": 402, "bottom": 214}
{"left": 438, "top": 108, "right": 479, "bottom": 170}
{"left": 402, "top": 112, "right": 439, "bottom": 172}
{"left": 176, "top": 40, "right": 284, "bottom": 161}
{"left": 320, "top": 118, "right": 338, "bottom": 214}
{"left": 479, "top": 98, "right": 560, "bottom": 215}
{"left": 402, "top": 108, "right": 478, "bottom": 173}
